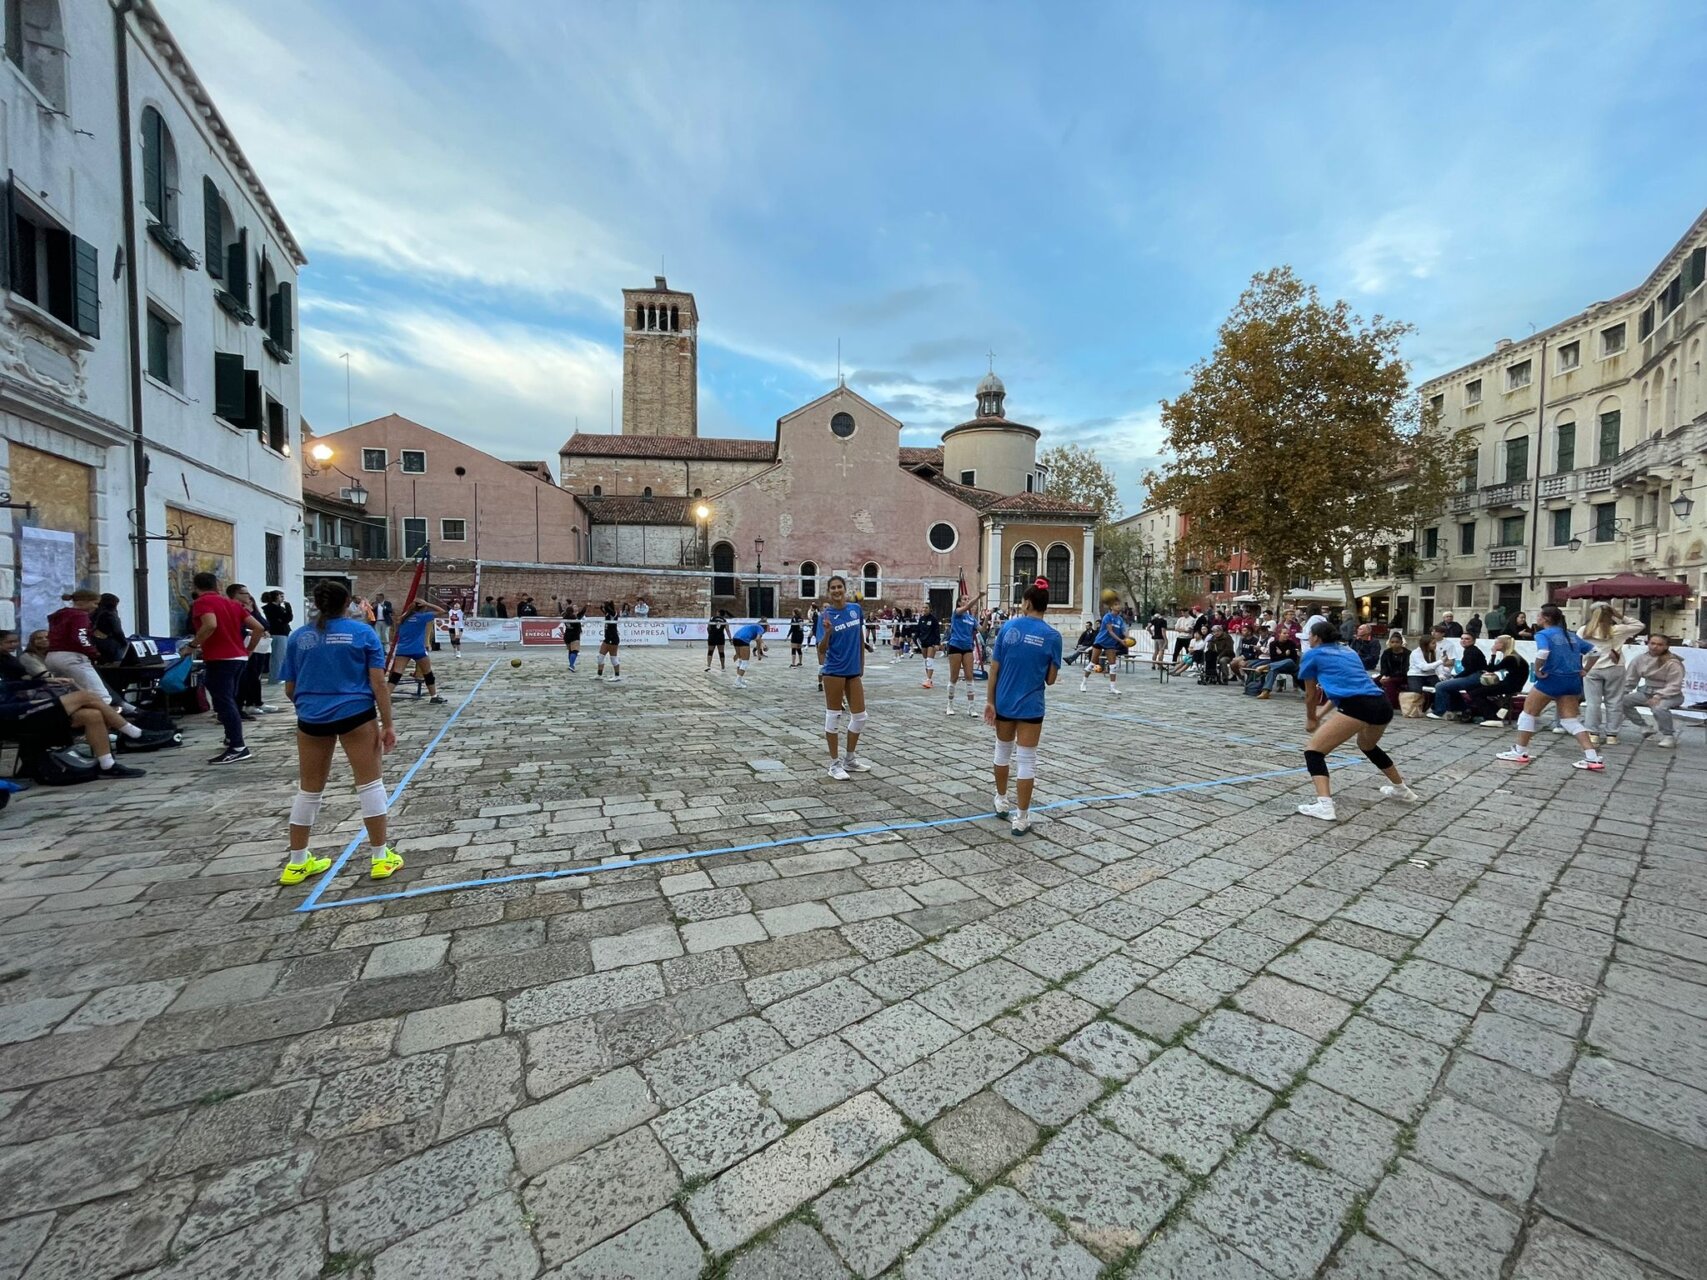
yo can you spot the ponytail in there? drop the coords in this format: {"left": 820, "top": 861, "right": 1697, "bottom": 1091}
{"left": 312, "top": 580, "right": 350, "bottom": 629}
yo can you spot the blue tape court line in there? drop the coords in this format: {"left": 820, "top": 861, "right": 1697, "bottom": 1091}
{"left": 298, "top": 759, "right": 1351, "bottom": 912}
{"left": 297, "top": 657, "right": 503, "bottom": 912}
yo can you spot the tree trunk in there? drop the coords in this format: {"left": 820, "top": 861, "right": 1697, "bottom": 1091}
{"left": 1337, "top": 552, "right": 1358, "bottom": 619}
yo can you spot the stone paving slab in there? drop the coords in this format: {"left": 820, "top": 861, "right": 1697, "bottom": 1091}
{"left": 0, "top": 645, "right": 1702, "bottom": 1278}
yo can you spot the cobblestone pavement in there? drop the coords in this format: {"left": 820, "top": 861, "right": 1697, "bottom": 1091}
{"left": 0, "top": 645, "right": 1703, "bottom": 1279}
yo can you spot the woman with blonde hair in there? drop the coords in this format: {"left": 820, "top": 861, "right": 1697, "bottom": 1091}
{"left": 1579, "top": 602, "right": 1644, "bottom": 744}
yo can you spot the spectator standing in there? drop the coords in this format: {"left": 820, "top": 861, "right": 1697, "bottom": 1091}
{"left": 264, "top": 590, "right": 295, "bottom": 682}
{"left": 45, "top": 589, "right": 113, "bottom": 701}
{"left": 494, "top": 597, "right": 510, "bottom": 619}
{"left": 1580, "top": 603, "right": 1643, "bottom": 744}
{"left": 517, "top": 596, "right": 539, "bottom": 618}
{"left": 1611, "top": 635, "right": 1687, "bottom": 748}
{"left": 634, "top": 598, "right": 651, "bottom": 617}
{"left": 227, "top": 583, "right": 276, "bottom": 714}
{"left": 1440, "top": 611, "right": 1464, "bottom": 639}
{"left": 1466, "top": 613, "right": 1484, "bottom": 641}
{"left": 187, "top": 571, "right": 264, "bottom": 764}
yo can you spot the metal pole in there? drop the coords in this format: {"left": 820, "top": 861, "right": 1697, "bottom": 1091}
{"left": 1525, "top": 336, "right": 1549, "bottom": 594}
{"left": 114, "top": 1, "right": 151, "bottom": 630}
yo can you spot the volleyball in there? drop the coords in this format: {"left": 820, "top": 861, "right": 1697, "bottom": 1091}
{"left": 1101, "top": 588, "right": 1119, "bottom": 606}
{"left": 1121, "top": 635, "right": 1137, "bottom": 648}
{"left": 510, "top": 658, "right": 522, "bottom": 668}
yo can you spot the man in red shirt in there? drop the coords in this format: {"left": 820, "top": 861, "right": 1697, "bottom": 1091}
{"left": 187, "top": 570, "right": 264, "bottom": 764}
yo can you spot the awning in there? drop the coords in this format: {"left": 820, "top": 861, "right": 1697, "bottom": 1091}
{"left": 1283, "top": 589, "right": 1344, "bottom": 603}
{"left": 1351, "top": 582, "right": 1396, "bottom": 598}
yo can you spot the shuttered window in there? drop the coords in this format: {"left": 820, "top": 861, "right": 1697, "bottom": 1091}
{"left": 2, "top": 178, "right": 98, "bottom": 336}
{"left": 214, "top": 352, "right": 246, "bottom": 425}
{"left": 203, "top": 177, "right": 224, "bottom": 279}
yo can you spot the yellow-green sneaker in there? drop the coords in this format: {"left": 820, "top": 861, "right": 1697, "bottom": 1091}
{"left": 369, "top": 847, "right": 404, "bottom": 880}
{"left": 279, "top": 853, "right": 331, "bottom": 886}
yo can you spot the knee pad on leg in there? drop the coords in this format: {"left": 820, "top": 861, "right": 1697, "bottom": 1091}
{"left": 1362, "top": 745, "right": 1393, "bottom": 771}
{"left": 924, "top": 657, "right": 935, "bottom": 674}
{"left": 993, "top": 739, "right": 1015, "bottom": 767}
{"left": 387, "top": 670, "right": 402, "bottom": 686}
{"left": 424, "top": 673, "right": 436, "bottom": 688}
{"left": 1304, "top": 750, "right": 1328, "bottom": 777}
{"left": 356, "top": 778, "right": 388, "bottom": 819}
{"left": 825, "top": 709, "right": 843, "bottom": 734}
{"left": 1517, "top": 712, "right": 1539, "bottom": 733}
{"left": 289, "top": 789, "right": 324, "bottom": 827}
{"left": 1559, "top": 717, "right": 1585, "bottom": 736}
{"left": 736, "top": 659, "right": 747, "bottom": 675}
{"left": 1014, "top": 745, "right": 1037, "bottom": 780}
{"left": 848, "top": 711, "right": 868, "bottom": 735}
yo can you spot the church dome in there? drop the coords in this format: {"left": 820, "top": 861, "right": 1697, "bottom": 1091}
{"left": 976, "top": 370, "right": 1005, "bottom": 397}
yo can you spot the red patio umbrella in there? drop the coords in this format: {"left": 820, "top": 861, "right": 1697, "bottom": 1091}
{"left": 1554, "top": 573, "right": 1689, "bottom": 601}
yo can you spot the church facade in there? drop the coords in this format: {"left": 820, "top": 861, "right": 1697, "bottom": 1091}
{"left": 559, "top": 280, "right": 1097, "bottom": 625}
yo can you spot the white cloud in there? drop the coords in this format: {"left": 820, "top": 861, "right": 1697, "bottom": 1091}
{"left": 1340, "top": 210, "right": 1445, "bottom": 295}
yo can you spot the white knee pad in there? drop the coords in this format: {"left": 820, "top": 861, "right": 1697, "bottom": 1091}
{"left": 825, "top": 709, "right": 843, "bottom": 734}
{"left": 289, "top": 789, "right": 324, "bottom": 827}
{"left": 924, "top": 657, "right": 935, "bottom": 674}
{"left": 1014, "top": 745, "right": 1038, "bottom": 780}
{"left": 736, "top": 659, "right": 747, "bottom": 675}
{"left": 1559, "top": 717, "right": 1585, "bottom": 736}
{"left": 847, "top": 711, "right": 868, "bottom": 735}
{"left": 993, "top": 739, "right": 1015, "bottom": 767}
{"left": 1517, "top": 712, "right": 1540, "bottom": 733}
{"left": 356, "top": 778, "right": 389, "bottom": 819}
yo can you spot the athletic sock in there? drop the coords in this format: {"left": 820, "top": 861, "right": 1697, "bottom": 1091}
{"left": 118, "top": 723, "right": 143, "bottom": 739}
{"left": 1585, "top": 748, "right": 1601, "bottom": 762}
{"left": 97, "top": 753, "right": 115, "bottom": 770}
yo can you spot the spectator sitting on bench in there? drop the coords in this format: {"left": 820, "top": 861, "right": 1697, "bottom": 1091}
{"left": 1472, "top": 636, "right": 1530, "bottom": 725}
{"left": 1428, "top": 633, "right": 1489, "bottom": 719}
{"left": 1254, "top": 630, "right": 1301, "bottom": 698}
{"left": 0, "top": 630, "right": 150, "bottom": 778}
{"left": 20, "top": 630, "right": 49, "bottom": 677}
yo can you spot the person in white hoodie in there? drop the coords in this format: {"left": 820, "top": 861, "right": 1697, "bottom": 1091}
{"left": 1579, "top": 603, "right": 1646, "bottom": 744}
{"left": 1611, "top": 634, "right": 1687, "bottom": 747}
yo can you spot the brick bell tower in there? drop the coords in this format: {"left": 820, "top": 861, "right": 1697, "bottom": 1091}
{"left": 620, "top": 276, "right": 698, "bottom": 437}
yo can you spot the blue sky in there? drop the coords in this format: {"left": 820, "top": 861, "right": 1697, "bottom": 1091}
{"left": 169, "top": 0, "right": 1706, "bottom": 515}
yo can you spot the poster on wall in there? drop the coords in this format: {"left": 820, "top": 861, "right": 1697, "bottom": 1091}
{"left": 18, "top": 526, "right": 77, "bottom": 636}
{"left": 165, "top": 507, "right": 235, "bottom": 638}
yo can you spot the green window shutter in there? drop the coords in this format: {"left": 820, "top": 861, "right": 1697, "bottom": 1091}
{"left": 141, "top": 109, "right": 164, "bottom": 221}
{"left": 202, "top": 178, "right": 223, "bottom": 278}
{"left": 225, "top": 227, "right": 248, "bottom": 304}
{"left": 244, "top": 369, "right": 262, "bottom": 433}
{"left": 276, "top": 281, "right": 293, "bottom": 350}
{"left": 214, "top": 352, "right": 245, "bottom": 422}
{"left": 71, "top": 237, "right": 99, "bottom": 338}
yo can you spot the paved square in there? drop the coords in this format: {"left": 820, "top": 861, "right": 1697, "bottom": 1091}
{"left": 1, "top": 645, "right": 1702, "bottom": 1278}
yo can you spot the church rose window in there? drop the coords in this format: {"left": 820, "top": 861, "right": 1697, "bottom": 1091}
{"left": 928, "top": 522, "right": 957, "bottom": 552}
{"left": 830, "top": 412, "right": 856, "bottom": 438}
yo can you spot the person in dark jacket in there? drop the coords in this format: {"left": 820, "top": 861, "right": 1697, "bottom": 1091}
{"left": 263, "top": 591, "right": 294, "bottom": 683}
{"left": 1465, "top": 613, "right": 1484, "bottom": 641}
{"left": 1377, "top": 632, "right": 1409, "bottom": 708}
{"left": 90, "top": 593, "right": 128, "bottom": 664}
{"left": 1429, "top": 637, "right": 1489, "bottom": 719}
{"left": 1469, "top": 636, "right": 1529, "bottom": 724}
{"left": 1349, "top": 623, "right": 1381, "bottom": 671}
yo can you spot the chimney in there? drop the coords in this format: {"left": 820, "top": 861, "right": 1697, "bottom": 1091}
{"left": 1494, "top": 338, "right": 1513, "bottom": 350}
{"left": 654, "top": 275, "right": 667, "bottom": 289}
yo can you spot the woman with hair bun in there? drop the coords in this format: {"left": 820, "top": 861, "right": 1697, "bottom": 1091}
{"left": 275, "top": 578, "right": 401, "bottom": 886}
{"left": 1497, "top": 603, "right": 1603, "bottom": 771}
{"left": 1295, "top": 619, "right": 1418, "bottom": 822}
{"left": 985, "top": 582, "right": 1062, "bottom": 837}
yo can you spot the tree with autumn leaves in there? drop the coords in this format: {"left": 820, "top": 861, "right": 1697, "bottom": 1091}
{"left": 1147, "top": 267, "right": 1458, "bottom": 611}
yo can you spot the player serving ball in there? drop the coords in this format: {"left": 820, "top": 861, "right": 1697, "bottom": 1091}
{"left": 388, "top": 597, "right": 447, "bottom": 704}
{"left": 1080, "top": 588, "right": 1131, "bottom": 696}
{"left": 731, "top": 618, "right": 767, "bottom": 689}
{"left": 816, "top": 576, "right": 870, "bottom": 781}
{"left": 944, "top": 591, "right": 984, "bottom": 715}
{"left": 985, "top": 581, "right": 1062, "bottom": 836}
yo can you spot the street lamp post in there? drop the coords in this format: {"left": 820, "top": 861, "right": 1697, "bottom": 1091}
{"left": 694, "top": 503, "right": 711, "bottom": 568}
{"left": 755, "top": 537, "right": 765, "bottom": 574}
{"left": 1141, "top": 550, "right": 1154, "bottom": 617}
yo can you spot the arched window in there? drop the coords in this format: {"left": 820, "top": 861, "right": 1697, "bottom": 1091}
{"left": 572, "top": 528, "right": 581, "bottom": 561}
{"left": 692, "top": 487, "right": 702, "bottom": 498}
{"left": 1552, "top": 414, "right": 1576, "bottom": 472}
{"left": 202, "top": 177, "right": 237, "bottom": 283}
{"left": 862, "top": 561, "right": 881, "bottom": 599}
{"left": 141, "top": 107, "right": 178, "bottom": 230}
{"left": 712, "top": 542, "right": 736, "bottom": 597}
{"left": 1046, "top": 543, "right": 1072, "bottom": 603}
{"left": 670, "top": 306, "right": 679, "bottom": 331}
{"left": 800, "top": 560, "right": 819, "bottom": 601}
{"left": 591, "top": 484, "right": 602, "bottom": 496}
{"left": 5, "top": 0, "right": 66, "bottom": 110}
{"left": 1012, "top": 544, "right": 1039, "bottom": 602}
{"left": 642, "top": 486, "right": 653, "bottom": 500}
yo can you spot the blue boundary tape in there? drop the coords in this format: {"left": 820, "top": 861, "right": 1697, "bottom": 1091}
{"left": 296, "top": 759, "right": 1350, "bottom": 912}
{"left": 297, "top": 657, "right": 503, "bottom": 912}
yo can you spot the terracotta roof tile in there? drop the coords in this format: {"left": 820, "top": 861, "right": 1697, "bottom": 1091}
{"left": 900, "top": 446, "right": 944, "bottom": 468}
{"left": 559, "top": 432, "right": 776, "bottom": 461}
{"left": 980, "top": 491, "right": 1099, "bottom": 517}
{"left": 582, "top": 495, "right": 692, "bottom": 525}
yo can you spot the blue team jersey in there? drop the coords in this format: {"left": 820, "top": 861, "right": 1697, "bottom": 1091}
{"left": 394, "top": 609, "right": 434, "bottom": 656}
{"left": 733, "top": 623, "right": 765, "bottom": 645}
{"left": 948, "top": 610, "right": 976, "bottom": 650}
{"left": 1298, "top": 642, "right": 1379, "bottom": 701}
{"left": 279, "top": 618, "right": 384, "bottom": 724}
{"left": 992, "top": 616, "right": 1063, "bottom": 720}
{"left": 1094, "top": 610, "right": 1128, "bottom": 649}
{"left": 1535, "top": 626, "right": 1592, "bottom": 680}
{"left": 816, "top": 603, "right": 865, "bottom": 677}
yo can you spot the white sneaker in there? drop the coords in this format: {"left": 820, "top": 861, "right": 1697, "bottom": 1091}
{"left": 1657, "top": 735, "right": 1676, "bottom": 748}
{"left": 945, "top": 704, "right": 955, "bottom": 716}
{"left": 1297, "top": 798, "right": 1338, "bottom": 821}
{"left": 1380, "top": 783, "right": 1419, "bottom": 803}
{"left": 1109, "top": 685, "right": 1121, "bottom": 697}
{"left": 606, "top": 675, "right": 625, "bottom": 683}
{"left": 735, "top": 678, "right": 748, "bottom": 689}
{"left": 827, "top": 759, "right": 850, "bottom": 781}
{"left": 993, "top": 793, "right": 1011, "bottom": 817}
{"left": 1496, "top": 747, "right": 1531, "bottom": 763}
{"left": 844, "top": 753, "right": 871, "bottom": 772}
{"left": 1572, "top": 757, "right": 1607, "bottom": 771}
{"left": 1010, "top": 810, "right": 1032, "bottom": 836}
{"left": 1424, "top": 711, "right": 1441, "bottom": 720}
{"left": 1078, "top": 681, "right": 1087, "bottom": 693}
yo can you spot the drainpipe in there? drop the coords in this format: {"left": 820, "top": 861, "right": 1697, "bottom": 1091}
{"left": 1525, "top": 336, "right": 1549, "bottom": 597}
{"left": 113, "top": 0, "right": 151, "bottom": 630}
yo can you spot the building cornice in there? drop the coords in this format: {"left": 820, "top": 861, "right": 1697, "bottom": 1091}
{"left": 122, "top": 0, "right": 307, "bottom": 266}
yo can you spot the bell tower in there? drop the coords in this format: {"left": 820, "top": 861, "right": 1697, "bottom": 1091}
{"left": 620, "top": 276, "right": 698, "bottom": 437}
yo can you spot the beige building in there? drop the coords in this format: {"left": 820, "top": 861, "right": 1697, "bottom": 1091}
{"left": 621, "top": 277, "right": 697, "bottom": 438}
{"left": 1409, "top": 208, "right": 1707, "bottom": 635}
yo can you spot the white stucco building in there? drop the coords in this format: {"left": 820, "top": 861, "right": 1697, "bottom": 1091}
{"left": 0, "top": 0, "right": 305, "bottom": 638}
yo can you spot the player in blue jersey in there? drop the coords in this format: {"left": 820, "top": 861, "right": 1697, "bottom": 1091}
{"left": 1080, "top": 588, "right": 1128, "bottom": 697}
{"left": 943, "top": 592, "right": 984, "bottom": 715}
{"left": 277, "top": 579, "right": 403, "bottom": 885}
{"left": 387, "top": 596, "right": 447, "bottom": 705}
{"left": 815, "top": 576, "right": 870, "bottom": 781}
{"left": 732, "top": 619, "right": 768, "bottom": 689}
{"left": 984, "top": 583, "right": 1062, "bottom": 836}
{"left": 1497, "top": 603, "right": 1603, "bottom": 771}
{"left": 1295, "top": 620, "right": 1418, "bottom": 821}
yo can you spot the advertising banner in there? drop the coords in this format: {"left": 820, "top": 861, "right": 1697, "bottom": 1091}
{"left": 519, "top": 619, "right": 671, "bottom": 646}
{"left": 435, "top": 617, "right": 520, "bottom": 645}
{"left": 663, "top": 618, "right": 790, "bottom": 642}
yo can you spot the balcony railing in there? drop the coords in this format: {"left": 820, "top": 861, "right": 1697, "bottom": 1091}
{"left": 1483, "top": 480, "right": 1531, "bottom": 508}
{"left": 1486, "top": 546, "right": 1526, "bottom": 572}
{"left": 1537, "top": 473, "right": 1578, "bottom": 501}
{"left": 1582, "top": 466, "right": 1613, "bottom": 492}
